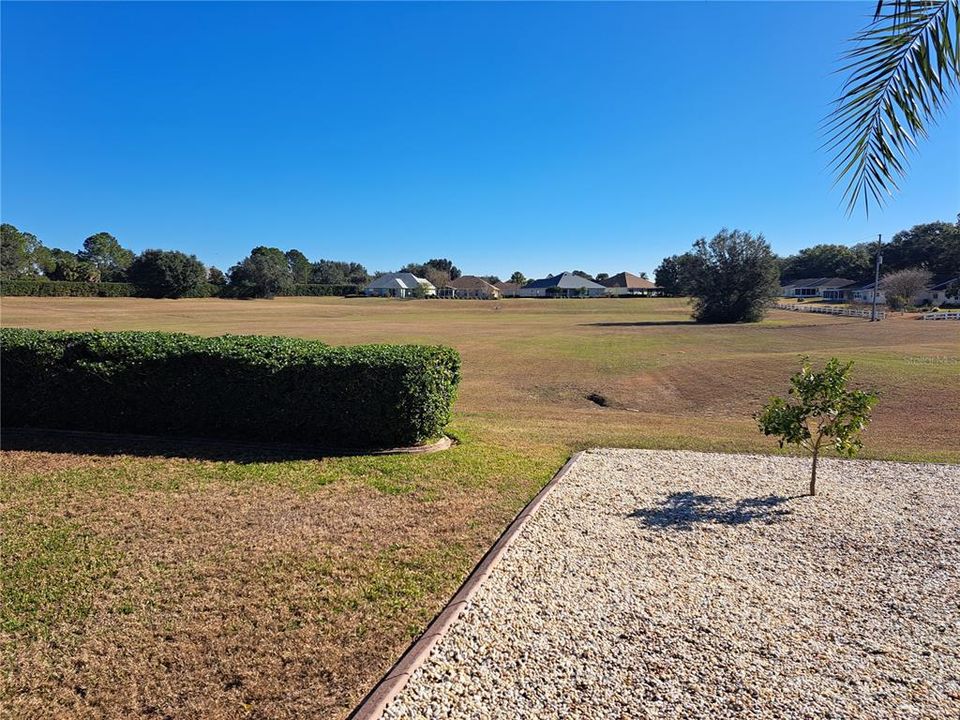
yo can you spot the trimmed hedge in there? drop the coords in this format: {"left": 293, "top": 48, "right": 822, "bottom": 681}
{"left": 1, "top": 329, "right": 461, "bottom": 448}
{"left": 279, "top": 284, "right": 362, "bottom": 296}
{"left": 1, "top": 280, "right": 136, "bottom": 297}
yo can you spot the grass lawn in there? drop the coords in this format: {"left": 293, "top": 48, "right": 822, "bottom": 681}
{"left": 2, "top": 296, "right": 958, "bottom": 719}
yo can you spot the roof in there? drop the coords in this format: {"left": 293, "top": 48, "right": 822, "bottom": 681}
{"left": 494, "top": 281, "right": 520, "bottom": 292}
{"left": 780, "top": 277, "right": 857, "bottom": 289}
{"left": 446, "top": 275, "right": 499, "bottom": 292}
{"left": 367, "top": 272, "right": 434, "bottom": 290}
{"left": 598, "top": 272, "right": 658, "bottom": 289}
{"left": 523, "top": 272, "right": 606, "bottom": 290}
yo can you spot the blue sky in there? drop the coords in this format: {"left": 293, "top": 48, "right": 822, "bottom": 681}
{"left": 2, "top": 1, "right": 957, "bottom": 278}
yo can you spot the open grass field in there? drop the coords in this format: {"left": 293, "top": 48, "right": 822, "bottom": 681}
{"left": 2, "top": 296, "right": 958, "bottom": 719}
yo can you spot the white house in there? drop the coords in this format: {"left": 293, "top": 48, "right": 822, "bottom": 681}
{"left": 364, "top": 272, "right": 436, "bottom": 298}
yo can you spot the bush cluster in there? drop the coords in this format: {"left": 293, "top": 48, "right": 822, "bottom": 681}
{"left": 0, "top": 280, "right": 136, "bottom": 297}
{"left": 1, "top": 329, "right": 461, "bottom": 448}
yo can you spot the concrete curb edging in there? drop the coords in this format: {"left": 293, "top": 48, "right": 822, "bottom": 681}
{"left": 347, "top": 450, "right": 586, "bottom": 720}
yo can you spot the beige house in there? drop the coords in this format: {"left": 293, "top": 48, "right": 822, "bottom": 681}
{"left": 599, "top": 272, "right": 661, "bottom": 297}
{"left": 439, "top": 275, "right": 502, "bottom": 299}
{"left": 494, "top": 281, "right": 521, "bottom": 297}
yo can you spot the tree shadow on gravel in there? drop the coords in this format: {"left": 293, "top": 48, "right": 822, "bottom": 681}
{"left": 629, "top": 492, "right": 799, "bottom": 531}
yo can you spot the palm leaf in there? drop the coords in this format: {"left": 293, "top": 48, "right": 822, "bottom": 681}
{"left": 825, "top": 0, "right": 959, "bottom": 215}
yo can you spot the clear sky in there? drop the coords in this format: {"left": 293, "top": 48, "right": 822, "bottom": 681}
{"left": 2, "top": 1, "right": 957, "bottom": 279}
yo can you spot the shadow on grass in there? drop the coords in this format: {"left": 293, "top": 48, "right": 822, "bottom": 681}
{"left": 629, "top": 491, "right": 799, "bottom": 530}
{"left": 1, "top": 427, "right": 449, "bottom": 464}
{"left": 580, "top": 321, "right": 697, "bottom": 327}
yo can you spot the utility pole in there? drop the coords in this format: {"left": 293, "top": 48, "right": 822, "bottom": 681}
{"left": 871, "top": 234, "right": 882, "bottom": 322}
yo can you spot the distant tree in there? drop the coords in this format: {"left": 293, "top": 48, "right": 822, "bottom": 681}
{"left": 207, "top": 266, "right": 227, "bottom": 286}
{"left": 654, "top": 252, "right": 698, "bottom": 296}
{"left": 128, "top": 250, "right": 206, "bottom": 298}
{"left": 228, "top": 246, "right": 292, "bottom": 298}
{"left": 479, "top": 275, "right": 501, "bottom": 284}
{"left": 426, "top": 258, "right": 460, "bottom": 280}
{"left": 639, "top": 271, "right": 649, "bottom": 280}
{"left": 572, "top": 270, "right": 594, "bottom": 281}
{"left": 595, "top": 272, "right": 610, "bottom": 282}
{"left": 879, "top": 221, "right": 960, "bottom": 275}
{"left": 756, "top": 357, "right": 878, "bottom": 496}
{"left": 286, "top": 249, "right": 312, "bottom": 284}
{"left": 509, "top": 271, "right": 527, "bottom": 286}
{"left": 402, "top": 258, "right": 461, "bottom": 280}
{"left": 684, "top": 229, "right": 781, "bottom": 323}
{"left": 0, "top": 223, "right": 45, "bottom": 278}
{"left": 77, "top": 232, "right": 134, "bottom": 281}
{"left": 49, "top": 253, "right": 101, "bottom": 282}
{"left": 780, "top": 244, "right": 873, "bottom": 283}
{"left": 880, "top": 268, "right": 933, "bottom": 310}
{"left": 310, "top": 259, "right": 369, "bottom": 286}
{"left": 423, "top": 267, "right": 451, "bottom": 290}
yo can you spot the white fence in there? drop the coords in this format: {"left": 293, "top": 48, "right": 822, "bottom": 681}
{"left": 774, "top": 303, "right": 885, "bottom": 320}
{"left": 921, "top": 311, "right": 960, "bottom": 320}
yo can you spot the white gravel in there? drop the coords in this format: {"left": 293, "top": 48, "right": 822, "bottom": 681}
{"left": 381, "top": 450, "right": 960, "bottom": 719}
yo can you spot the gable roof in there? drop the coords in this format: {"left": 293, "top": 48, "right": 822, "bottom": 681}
{"left": 367, "top": 272, "right": 433, "bottom": 290}
{"left": 781, "top": 277, "right": 857, "bottom": 289}
{"left": 494, "top": 281, "right": 520, "bottom": 292}
{"left": 523, "top": 272, "right": 606, "bottom": 290}
{"left": 446, "top": 275, "right": 499, "bottom": 292}
{"left": 598, "top": 271, "right": 658, "bottom": 289}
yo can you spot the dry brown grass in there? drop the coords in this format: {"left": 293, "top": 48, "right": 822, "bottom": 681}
{"left": 1, "top": 296, "right": 958, "bottom": 719}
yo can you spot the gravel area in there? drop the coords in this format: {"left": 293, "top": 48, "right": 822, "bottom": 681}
{"left": 381, "top": 450, "right": 960, "bottom": 719}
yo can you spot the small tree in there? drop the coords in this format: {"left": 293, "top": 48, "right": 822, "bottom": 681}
{"left": 880, "top": 267, "right": 932, "bottom": 310}
{"left": 756, "top": 357, "right": 878, "bottom": 496}
{"left": 509, "top": 271, "right": 527, "bottom": 286}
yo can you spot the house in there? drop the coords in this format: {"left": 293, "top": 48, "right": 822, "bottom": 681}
{"left": 779, "top": 277, "right": 857, "bottom": 300}
{"left": 517, "top": 272, "right": 607, "bottom": 298}
{"left": 598, "top": 272, "right": 661, "bottom": 297}
{"left": 364, "top": 272, "right": 436, "bottom": 298}
{"left": 850, "top": 274, "right": 960, "bottom": 306}
{"left": 494, "top": 281, "right": 521, "bottom": 297}
{"left": 439, "top": 275, "right": 501, "bottom": 300}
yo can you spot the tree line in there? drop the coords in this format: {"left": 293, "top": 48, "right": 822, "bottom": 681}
{"left": 654, "top": 220, "right": 960, "bottom": 297}
{"left": 0, "top": 225, "right": 373, "bottom": 298}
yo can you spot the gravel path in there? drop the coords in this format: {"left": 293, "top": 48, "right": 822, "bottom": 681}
{"left": 381, "top": 450, "right": 960, "bottom": 719}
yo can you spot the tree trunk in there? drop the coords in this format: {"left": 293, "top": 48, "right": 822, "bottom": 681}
{"left": 810, "top": 448, "right": 819, "bottom": 496}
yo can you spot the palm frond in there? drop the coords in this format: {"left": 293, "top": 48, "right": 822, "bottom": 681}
{"left": 825, "top": 0, "right": 959, "bottom": 215}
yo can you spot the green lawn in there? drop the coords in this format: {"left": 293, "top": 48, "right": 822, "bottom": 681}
{"left": 2, "top": 296, "right": 958, "bottom": 719}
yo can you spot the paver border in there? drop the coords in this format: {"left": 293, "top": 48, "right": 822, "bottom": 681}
{"left": 347, "top": 450, "right": 585, "bottom": 720}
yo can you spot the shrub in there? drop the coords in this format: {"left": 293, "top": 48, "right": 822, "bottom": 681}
{"left": 0, "top": 280, "right": 136, "bottom": 297}
{"left": 1, "top": 329, "right": 461, "bottom": 449}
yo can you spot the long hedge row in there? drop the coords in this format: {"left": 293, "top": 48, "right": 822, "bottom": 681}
{"left": 0, "top": 280, "right": 361, "bottom": 298}
{"left": 0, "top": 328, "right": 461, "bottom": 448}
{"left": 0, "top": 280, "right": 137, "bottom": 297}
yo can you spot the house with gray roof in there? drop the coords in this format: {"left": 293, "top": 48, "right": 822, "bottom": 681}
{"left": 364, "top": 272, "right": 436, "bottom": 298}
{"left": 517, "top": 272, "right": 607, "bottom": 298}
{"left": 780, "top": 277, "right": 857, "bottom": 300}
